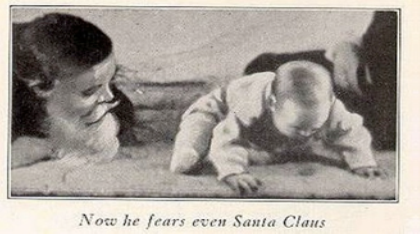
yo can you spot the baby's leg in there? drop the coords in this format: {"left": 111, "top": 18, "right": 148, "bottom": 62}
{"left": 170, "top": 89, "right": 226, "bottom": 173}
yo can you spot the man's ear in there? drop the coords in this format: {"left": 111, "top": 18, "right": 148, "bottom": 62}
{"left": 26, "top": 78, "right": 58, "bottom": 98}
{"left": 31, "top": 85, "right": 55, "bottom": 98}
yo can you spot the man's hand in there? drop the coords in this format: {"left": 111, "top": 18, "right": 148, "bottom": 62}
{"left": 352, "top": 166, "right": 387, "bottom": 179}
{"left": 223, "top": 173, "right": 263, "bottom": 196}
{"left": 328, "top": 42, "right": 364, "bottom": 96}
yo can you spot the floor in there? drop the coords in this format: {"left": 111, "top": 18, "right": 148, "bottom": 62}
{"left": 10, "top": 142, "right": 396, "bottom": 200}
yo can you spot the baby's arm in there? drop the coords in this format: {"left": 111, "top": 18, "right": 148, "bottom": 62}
{"left": 170, "top": 89, "right": 226, "bottom": 173}
{"left": 323, "top": 100, "right": 386, "bottom": 179}
{"left": 208, "top": 112, "right": 263, "bottom": 195}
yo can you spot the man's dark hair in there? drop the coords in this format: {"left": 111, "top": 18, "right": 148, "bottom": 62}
{"left": 12, "top": 13, "right": 113, "bottom": 140}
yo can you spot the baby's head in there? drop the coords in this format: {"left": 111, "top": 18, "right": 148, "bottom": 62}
{"left": 269, "top": 61, "right": 335, "bottom": 140}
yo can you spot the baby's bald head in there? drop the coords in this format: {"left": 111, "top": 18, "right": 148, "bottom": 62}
{"left": 270, "top": 61, "right": 335, "bottom": 140}
{"left": 273, "top": 60, "right": 334, "bottom": 109}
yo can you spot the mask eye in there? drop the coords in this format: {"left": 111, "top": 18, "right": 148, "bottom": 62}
{"left": 81, "top": 85, "right": 100, "bottom": 97}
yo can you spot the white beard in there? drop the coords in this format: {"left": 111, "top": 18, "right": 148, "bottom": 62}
{"left": 47, "top": 111, "right": 120, "bottom": 164}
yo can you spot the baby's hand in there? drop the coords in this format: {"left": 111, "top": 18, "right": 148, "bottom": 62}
{"left": 352, "top": 166, "right": 387, "bottom": 179}
{"left": 223, "top": 173, "right": 262, "bottom": 196}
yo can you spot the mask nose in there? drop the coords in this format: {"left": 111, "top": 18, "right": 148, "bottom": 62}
{"left": 98, "top": 85, "right": 115, "bottom": 103}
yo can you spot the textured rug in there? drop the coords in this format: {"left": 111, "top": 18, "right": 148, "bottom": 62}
{"left": 10, "top": 142, "right": 396, "bottom": 200}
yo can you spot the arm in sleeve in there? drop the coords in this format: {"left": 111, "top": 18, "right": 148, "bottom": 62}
{"left": 171, "top": 88, "right": 227, "bottom": 173}
{"left": 322, "top": 99, "right": 377, "bottom": 170}
{"left": 208, "top": 112, "right": 251, "bottom": 180}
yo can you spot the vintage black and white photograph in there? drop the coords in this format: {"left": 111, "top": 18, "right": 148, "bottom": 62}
{"left": 10, "top": 6, "right": 398, "bottom": 199}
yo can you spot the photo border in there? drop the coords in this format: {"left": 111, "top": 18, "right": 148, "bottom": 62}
{"left": 7, "top": 5, "right": 402, "bottom": 203}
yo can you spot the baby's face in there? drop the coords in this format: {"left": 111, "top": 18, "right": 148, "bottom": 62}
{"left": 46, "top": 54, "right": 119, "bottom": 126}
{"left": 271, "top": 99, "right": 332, "bottom": 140}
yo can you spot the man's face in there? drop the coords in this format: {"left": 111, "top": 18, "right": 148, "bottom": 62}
{"left": 47, "top": 54, "right": 119, "bottom": 126}
{"left": 45, "top": 54, "right": 120, "bottom": 161}
{"left": 271, "top": 99, "right": 331, "bottom": 140}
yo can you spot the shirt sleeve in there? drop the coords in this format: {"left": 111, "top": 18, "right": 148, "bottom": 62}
{"left": 180, "top": 88, "right": 227, "bottom": 122}
{"left": 208, "top": 112, "right": 251, "bottom": 180}
{"left": 322, "top": 99, "right": 377, "bottom": 169}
